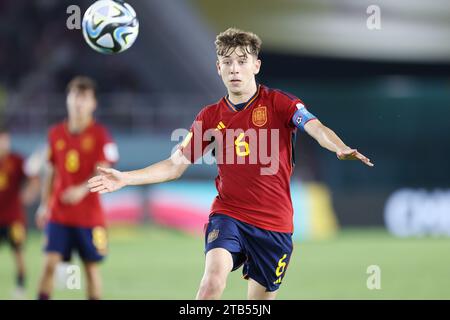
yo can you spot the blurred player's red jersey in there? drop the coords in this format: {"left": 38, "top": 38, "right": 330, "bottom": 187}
{"left": 48, "top": 121, "right": 117, "bottom": 227}
{"left": 0, "top": 153, "right": 25, "bottom": 226}
{"left": 181, "top": 85, "right": 309, "bottom": 233}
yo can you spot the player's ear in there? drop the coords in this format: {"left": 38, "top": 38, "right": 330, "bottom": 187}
{"left": 254, "top": 58, "right": 261, "bottom": 75}
{"left": 216, "top": 60, "right": 223, "bottom": 76}
{"left": 91, "top": 94, "right": 98, "bottom": 111}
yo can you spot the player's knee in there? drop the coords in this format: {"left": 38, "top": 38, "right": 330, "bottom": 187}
{"left": 84, "top": 264, "right": 99, "bottom": 281}
{"left": 43, "top": 255, "right": 61, "bottom": 276}
{"left": 247, "top": 279, "right": 278, "bottom": 300}
{"left": 43, "top": 261, "right": 57, "bottom": 276}
{"left": 198, "top": 273, "right": 227, "bottom": 299}
{"left": 248, "top": 291, "right": 277, "bottom": 300}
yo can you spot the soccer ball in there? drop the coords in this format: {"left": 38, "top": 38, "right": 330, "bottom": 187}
{"left": 82, "top": 0, "right": 139, "bottom": 54}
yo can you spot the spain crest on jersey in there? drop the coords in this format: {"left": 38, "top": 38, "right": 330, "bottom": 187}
{"left": 81, "top": 135, "right": 95, "bottom": 152}
{"left": 252, "top": 106, "right": 267, "bottom": 127}
{"left": 55, "top": 139, "right": 66, "bottom": 151}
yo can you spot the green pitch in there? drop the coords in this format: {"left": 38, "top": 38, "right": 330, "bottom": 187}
{"left": 0, "top": 226, "right": 449, "bottom": 299}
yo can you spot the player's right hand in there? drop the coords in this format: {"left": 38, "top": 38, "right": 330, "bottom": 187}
{"left": 88, "top": 167, "right": 127, "bottom": 194}
{"left": 35, "top": 204, "right": 49, "bottom": 230}
{"left": 336, "top": 148, "right": 374, "bottom": 167}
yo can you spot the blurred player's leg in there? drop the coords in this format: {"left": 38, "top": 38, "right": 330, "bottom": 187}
{"left": 196, "top": 248, "right": 233, "bottom": 300}
{"left": 11, "top": 248, "right": 26, "bottom": 299}
{"left": 37, "top": 253, "right": 62, "bottom": 300}
{"left": 76, "top": 226, "right": 106, "bottom": 300}
{"left": 8, "top": 222, "right": 27, "bottom": 299}
{"left": 83, "top": 261, "right": 102, "bottom": 300}
{"left": 247, "top": 278, "right": 277, "bottom": 300}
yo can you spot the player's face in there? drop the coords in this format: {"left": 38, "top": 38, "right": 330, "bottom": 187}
{"left": 217, "top": 46, "right": 261, "bottom": 95}
{"left": 0, "top": 133, "right": 11, "bottom": 157}
{"left": 66, "top": 88, "right": 97, "bottom": 121}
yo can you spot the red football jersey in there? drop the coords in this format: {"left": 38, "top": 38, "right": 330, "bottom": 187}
{"left": 181, "top": 85, "right": 312, "bottom": 233}
{"left": 48, "top": 121, "right": 118, "bottom": 227}
{"left": 0, "top": 153, "right": 25, "bottom": 226}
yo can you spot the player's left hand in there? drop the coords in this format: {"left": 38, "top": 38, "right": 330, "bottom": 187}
{"left": 336, "top": 148, "right": 374, "bottom": 167}
{"left": 60, "top": 185, "right": 89, "bottom": 205}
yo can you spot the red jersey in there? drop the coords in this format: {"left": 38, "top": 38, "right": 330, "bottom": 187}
{"left": 48, "top": 121, "right": 118, "bottom": 227}
{"left": 181, "top": 85, "right": 311, "bottom": 233}
{"left": 0, "top": 153, "right": 25, "bottom": 226}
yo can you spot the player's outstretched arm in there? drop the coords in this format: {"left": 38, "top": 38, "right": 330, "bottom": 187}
{"left": 88, "top": 149, "right": 191, "bottom": 194}
{"left": 304, "top": 120, "right": 374, "bottom": 167}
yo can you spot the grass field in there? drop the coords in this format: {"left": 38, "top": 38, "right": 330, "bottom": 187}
{"left": 0, "top": 226, "right": 449, "bottom": 300}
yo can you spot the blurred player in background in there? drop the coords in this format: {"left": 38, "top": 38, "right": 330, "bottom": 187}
{"left": 0, "top": 127, "right": 40, "bottom": 299}
{"left": 35, "top": 76, "right": 119, "bottom": 300}
{"left": 88, "top": 28, "right": 373, "bottom": 299}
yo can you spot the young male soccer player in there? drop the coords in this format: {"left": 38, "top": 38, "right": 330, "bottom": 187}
{"left": 88, "top": 28, "right": 373, "bottom": 300}
{"left": 0, "top": 127, "right": 40, "bottom": 298}
{"left": 36, "top": 76, "right": 119, "bottom": 300}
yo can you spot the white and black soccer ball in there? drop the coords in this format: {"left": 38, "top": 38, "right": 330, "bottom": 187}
{"left": 82, "top": 0, "right": 139, "bottom": 54}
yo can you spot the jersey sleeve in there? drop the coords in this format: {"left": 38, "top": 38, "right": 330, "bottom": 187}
{"left": 178, "top": 108, "right": 211, "bottom": 163}
{"left": 98, "top": 127, "right": 119, "bottom": 165}
{"left": 274, "top": 90, "right": 317, "bottom": 131}
{"left": 291, "top": 102, "right": 317, "bottom": 131}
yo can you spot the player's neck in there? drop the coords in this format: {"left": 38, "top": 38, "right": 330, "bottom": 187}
{"left": 68, "top": 117, "right": 93, "bottom": 134}
{"left": 227, "top": 82, "right": 258, "bottom": 105}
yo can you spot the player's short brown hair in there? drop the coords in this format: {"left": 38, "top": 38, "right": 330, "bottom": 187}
{"left": 215, "top": 27, "right": 262, "bottom": 58}
{"left": 66, "top": 76, "right": 97, "bottom": 95}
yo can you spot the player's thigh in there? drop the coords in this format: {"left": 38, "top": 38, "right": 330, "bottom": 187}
{"left": 247, "top": 278, "right": 278, "bottom": 300}
{"left": 203, "top": 248, "right": 234, "bottom": 279}
{"left": 82, "top": 260, "right": 100, "bottom": 280}
{"left": 82, "top": 260, "right": 99, "bottom": 272}
{"left": 43, "top": 252, "right": 63, "bottom": 272}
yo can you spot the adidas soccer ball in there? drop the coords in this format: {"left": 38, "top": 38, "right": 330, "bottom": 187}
{"left": 82, "top": 0, "right": 139, "bottom": 54}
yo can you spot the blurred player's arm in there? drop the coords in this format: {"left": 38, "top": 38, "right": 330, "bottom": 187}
{"left": 20, "top": 176, "right": 41, "bottom": 206}
{"left": 304, "top": 120, "right": 374, "bottom": 167}
{"left": 35, "top": 164, "right": 55, "bottom": 229}
{"left": 60, "top": 161, "right": 112, "bottom": 204}
{"left": 21, "top": 144, "right": 47, "bottom": 205}
{"left": 88, "top": 150, "right": 191, "bottom": 194}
